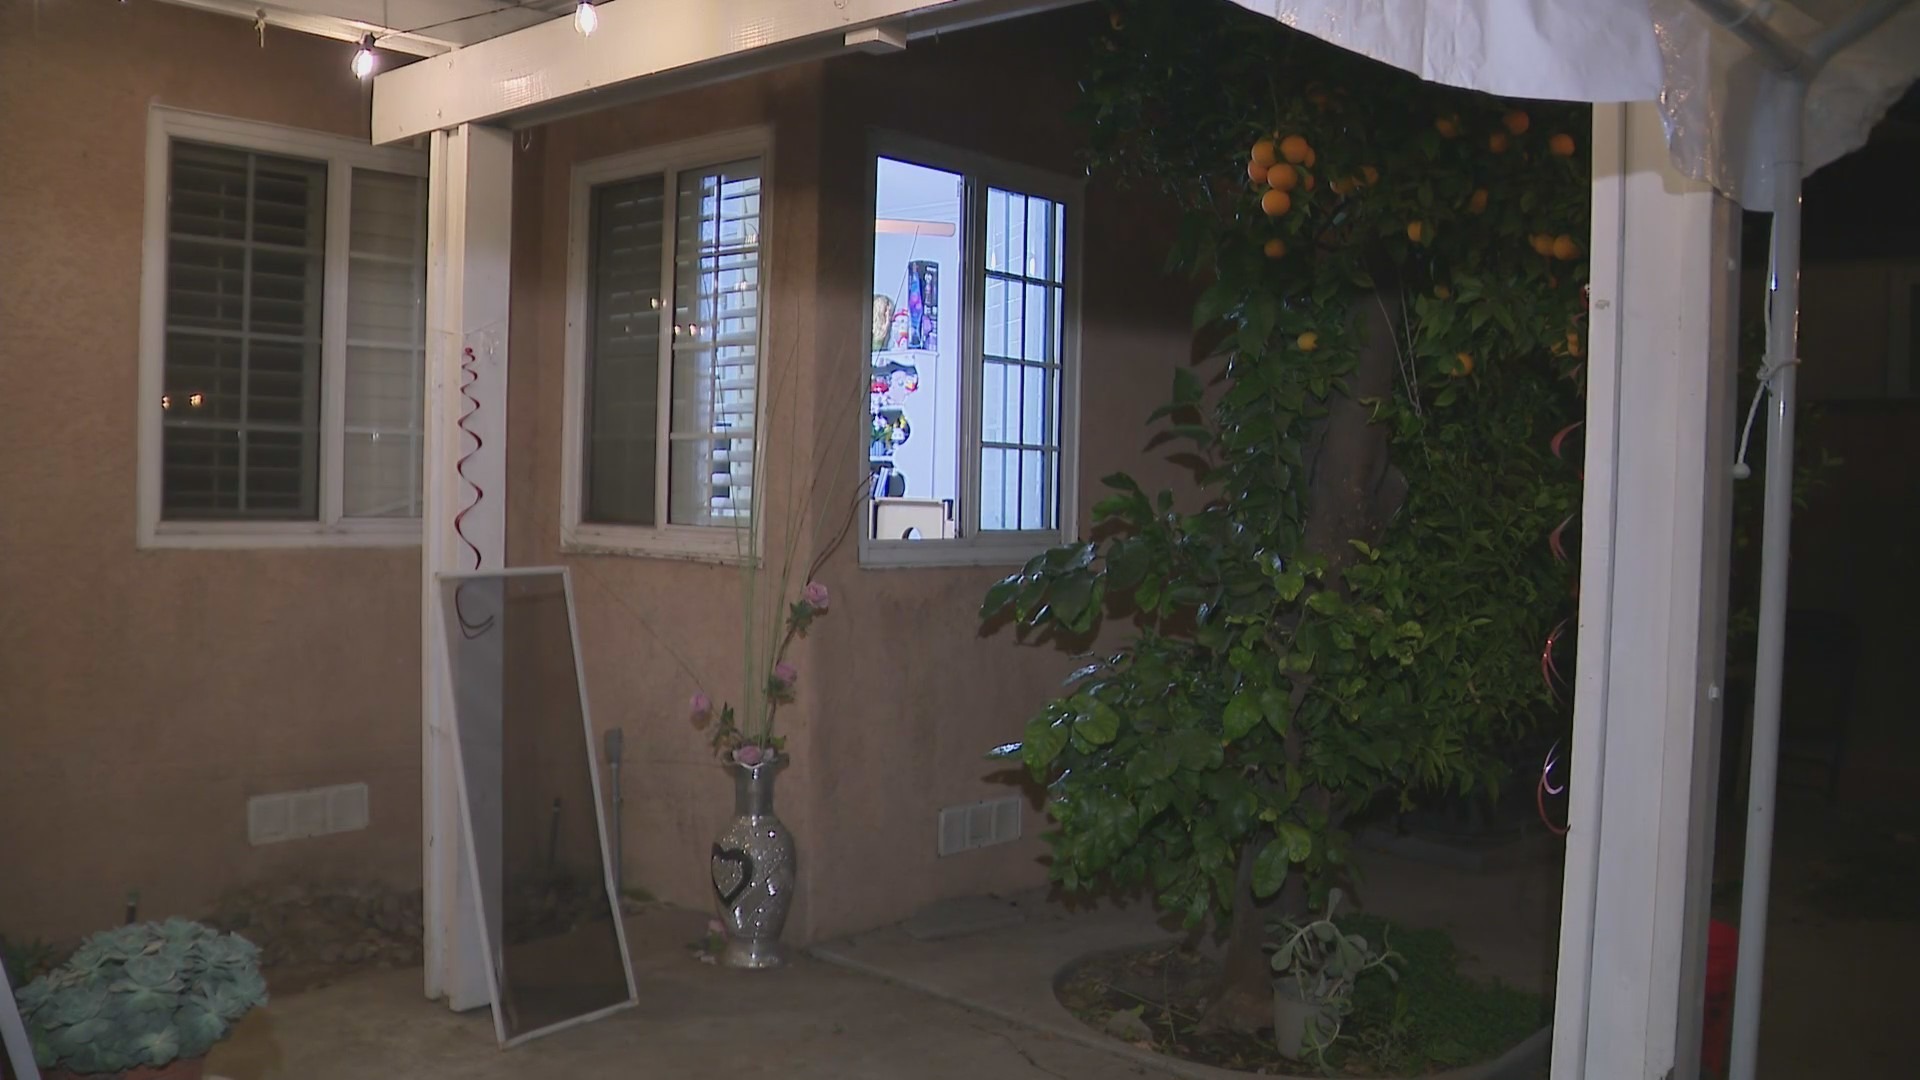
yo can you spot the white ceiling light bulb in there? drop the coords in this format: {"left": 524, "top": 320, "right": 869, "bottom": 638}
{"left": 352, "top": 34, "right": 377, "bottom": 80}
{"left": 574, "top": 1, "right": 599, "bottom": 37}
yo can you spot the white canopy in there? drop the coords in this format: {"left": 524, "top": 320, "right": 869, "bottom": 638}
{"left": 1228, "top": 0, "right": 1920, "bottom": 206}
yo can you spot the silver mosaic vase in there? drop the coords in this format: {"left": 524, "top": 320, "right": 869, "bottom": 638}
{"left": 711, "top": 755, "right": 795, "bottom": 969}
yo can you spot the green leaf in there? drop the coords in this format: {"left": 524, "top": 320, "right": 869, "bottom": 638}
{"left": 1076, "top": 701, "right": 1121, "bottom": 745}
{"left": 980, "top": 575, "right": 1023, "bottom": 618}
{"left": 1279, "top": 821, "right": 1313, "bottom": 862}
{"left": 1021, "top": 714, "right": 1068, "bottom": 773}
{"left": 1275, "top": 571, "right": 1306, "bottom": 602}
{"left": 1171, "top": 366, "right": 1204, "bottom": 406}
{"left": 1252, "top": 839, "right": 1291, "bottom": 898}
{"left": 1221, "top": 693, "right": 1261, "bottom": 740}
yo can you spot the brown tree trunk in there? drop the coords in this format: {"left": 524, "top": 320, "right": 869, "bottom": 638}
{"left": 1198, "top": 292, "right": 1409, "bottom": 1036}
{"left": 1197, "top": 837, "right": 1279, "bottom": 1034}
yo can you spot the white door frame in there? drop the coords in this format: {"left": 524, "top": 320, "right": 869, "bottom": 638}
{"left": 1550, "top": 100, "right": 1738, "bottom": 1080}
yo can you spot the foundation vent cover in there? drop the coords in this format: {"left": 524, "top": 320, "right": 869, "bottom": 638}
{"left": 247, "top": 783, "right": 370, "bottom": 846}
{"left": 937, "top": 796, "right": 1022, "bottom": 856}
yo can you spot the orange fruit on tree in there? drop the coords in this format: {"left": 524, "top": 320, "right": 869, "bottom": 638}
{"left": 1468, "top": 188, "right": 1489, "bottom": 214}
{"left": 1433, "top": 284, "right": 1452, "bottom": 299}
{"left": 1251, "top": 138, "right": 1278, "bottom": 168}
{"left": 1503, "top": 110, "right": 1531, "bottom": 135}
{"left": 1279, "top": 135, "right": 1312, "bottom": 165}
{"left": 1530, "top": 233, "right": 1555, "bottom": 256}
{"left": 1551, "top": 234, "right": 1580, "bottom": 260}
{"left": 1549, "top": 133, "right": 1576, "bottom": 156}
{"left": 1263, "top": 238, "right": 1287, "bottom": 259}
{"left": 1406, "top": 220, "right": 1429, "bottom": 243}
{"left": 1303, "top": 147, "right": 1317, "bottom": 168}
{"left": 1330, "top": 176, "right": 1357, "bottom": 196}
{"left": 1261, "top": 189, "right": 1293, "bottom": 217}
{"left": 1296, "top": 331, "right": 1319, "bottom": 352}
{"left": 1267, "top": 162, "right": 1299, "bottom": 192}
{"left": 1488, "top": 131, "right": 1510, "bottom": 153}
{"left": 1567, "top": 330, "right": 1584, "bottom": 357}
{"left": 1247, "top": 160, "right": 1270, "bottom": 184}
{"left": 1302, "top": 171, "right": 1317, "bottom": 191}
{"left": 1435, "top": 115, "right": 1459, "bottom": 138}
{"left": 1453, "top": 352, "right": 1476, "bottom": 377}
{"left": 1360, "top": 164, "right": 1380, "bottom": 186}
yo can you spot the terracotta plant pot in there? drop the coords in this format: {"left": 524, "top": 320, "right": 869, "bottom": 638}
{"left": 44, "top": 1057, "right": 205, "bottom": 1080}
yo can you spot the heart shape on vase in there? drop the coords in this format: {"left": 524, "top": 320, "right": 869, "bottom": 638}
{"left": 711, "top": 844, "right": 755, "bottom": 906}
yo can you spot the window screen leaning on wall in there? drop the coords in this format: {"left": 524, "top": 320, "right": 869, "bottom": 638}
{"left": 866, "top": 147, "right": 1075, "bottom": 563}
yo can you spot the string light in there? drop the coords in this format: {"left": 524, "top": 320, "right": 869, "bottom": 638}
{"left": 352, "top": 34, "right": 377, "bottom": 80}
{"left": 574, "top": 2, "right": 599, "bottom": 36}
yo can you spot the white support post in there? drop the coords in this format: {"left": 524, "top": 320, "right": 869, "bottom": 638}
{"left": 422, "top": 123, "right": 513, "bottom": 1011}
{"left": 1550, "top": 101, "right": 1739, "bottom": 1080}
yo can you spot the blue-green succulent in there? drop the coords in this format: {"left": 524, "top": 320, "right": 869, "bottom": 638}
{"left": 15, "top": 919, "right": 267, "bottom": 1074}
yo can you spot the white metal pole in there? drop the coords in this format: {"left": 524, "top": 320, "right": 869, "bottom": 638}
{"left": 1726, "top": 73, "right": 1804, "bottom": 1080}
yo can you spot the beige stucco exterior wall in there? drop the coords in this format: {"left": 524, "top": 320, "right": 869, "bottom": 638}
{"left": 507, "top": 9, "right": 1198, "bottom": 943}
{"left": 0, "top": 4, "right": 423, "bottom": 940}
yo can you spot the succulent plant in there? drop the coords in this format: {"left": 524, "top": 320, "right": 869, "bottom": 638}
{"left": 15, "top": 919, "right": 267, "bottom": 1074}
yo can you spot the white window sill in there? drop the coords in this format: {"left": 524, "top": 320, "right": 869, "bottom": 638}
{"left": 139, "top": 521, "right": 421, "bottom": 551}
{"left": 859, "top": 535, "right": 1066, "bottom": 569}
{"left": 561, "top": 523, "right": 758, "bottom": 567}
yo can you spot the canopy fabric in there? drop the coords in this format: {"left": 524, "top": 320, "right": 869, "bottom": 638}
{"left": 1227, "top": 0, "right": 1920, "bottom": 207}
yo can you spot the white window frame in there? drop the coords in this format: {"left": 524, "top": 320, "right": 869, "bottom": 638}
{"left": 136, "top": 106, "right": 427, "bottom": 550}
{"left": 560, "top": 127, "right": 774, "bottom": 565}
{"left": 859, "top": 133, "right": 1084, "bottom": 569}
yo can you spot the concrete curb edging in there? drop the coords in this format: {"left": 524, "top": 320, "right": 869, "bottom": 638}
{"left": 810, "top": 940, "right": 1551, "bottom": 1080}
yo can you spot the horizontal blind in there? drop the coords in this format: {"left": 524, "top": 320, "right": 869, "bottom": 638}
{"left": 584, "top": 175, "right": 667, "bottom": 526}
{"left": 161, "top": 140, "right": 323, "bottom": 520}
{"left": 668, "top": 160, "right": 762, "bottom": 527}
{"left": 343, "top": 168, "right": 428, "bottom": 518}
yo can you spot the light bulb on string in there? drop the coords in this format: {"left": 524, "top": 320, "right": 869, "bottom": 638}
{"left": 574, "top": 2, "right": 599, "bottom": 37}
{"left": 352, "top": 34, "right": 377, "bottom": 80}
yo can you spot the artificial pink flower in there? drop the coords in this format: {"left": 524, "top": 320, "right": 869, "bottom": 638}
{"left": 803, "top": 581, "right": 830, "bottom": 611}
{"left": 773, "top": 661, "right": 798, "bottom": 686}
{"left": 734, "top": 744, "right": 764, "bottom": 766}
{"left": 690, "top": 692, "right": 712, "bottom": 717}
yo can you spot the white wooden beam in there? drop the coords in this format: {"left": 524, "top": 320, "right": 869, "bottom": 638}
{"left": 1551, "top": 100, "right": 1738, "bottom": 1080}
{"left": 369, "top": 0, "right": 1075, "bottom": 143}
{"left": 154, "top": 0, "right": 457, "bottom": 56}
{"left": 422, "top": 123, "right": 512, "bottom": 1010}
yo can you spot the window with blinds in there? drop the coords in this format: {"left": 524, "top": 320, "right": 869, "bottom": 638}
{"left": 161, "top": 142, "right": 325, "bottom": 519}
{"left": 155, "top": 136, "right": 426, "bottom": 526}
{"left": 581, "top": 157, "right": 763, "bottom": 530}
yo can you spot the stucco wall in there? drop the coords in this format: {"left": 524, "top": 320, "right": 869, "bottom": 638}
{"left": 0, "top": 5, "right": 423, "bottom": 940}
{"left": 506, "top": 9, "right": 1198, "bottom": 943}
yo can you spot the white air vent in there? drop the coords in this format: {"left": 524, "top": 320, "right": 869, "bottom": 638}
{"left": 937, "top": 796, "right": 1022, "bottom": 857}
{"left": 247, "top": 783, "right": 370, "bottom": 846}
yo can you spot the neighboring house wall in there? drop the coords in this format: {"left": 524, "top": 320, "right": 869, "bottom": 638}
{"left": 507, "top": 10, "right": 1197, "bottom": 941}
{"left": 0, "top": 5, "right": 422, "bottom": 939}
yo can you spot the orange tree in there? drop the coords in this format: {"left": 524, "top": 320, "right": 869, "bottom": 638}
{"left": 981, "top": 0, "right": 1589, "bottom": 1032}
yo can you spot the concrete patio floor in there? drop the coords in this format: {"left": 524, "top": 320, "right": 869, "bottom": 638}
{"left": 202, "top": 845, "right": 1562, "bottom": 1080}
{"left": 205, "top": 902, "right": 1165, "bottom": 1080}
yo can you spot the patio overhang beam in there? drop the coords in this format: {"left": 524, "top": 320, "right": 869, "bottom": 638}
{"left": 369, "top": 0, "right": 1080, "bottom": 144}
{"left": 157, "top": 0, "right": 458, "bottom": 56}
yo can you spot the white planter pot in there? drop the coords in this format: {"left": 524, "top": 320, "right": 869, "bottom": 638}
{"left": 1272, "top": 975, "right": 1333, "bottom": 1060}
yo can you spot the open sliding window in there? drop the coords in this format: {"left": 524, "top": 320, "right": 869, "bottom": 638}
{"left": 563, "top": 130, "right": 767, "bottom": 562}
{"left": 863, "top": 140, "right": 1079, "bottom": 566}
{"left": 138, "top": 108, "right": 428, "bottom": 547}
